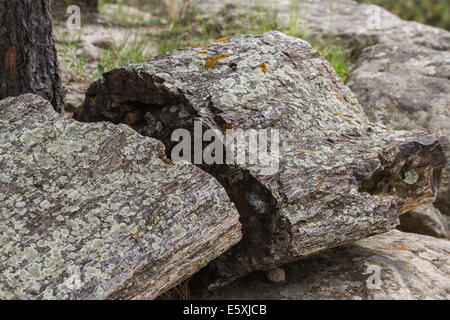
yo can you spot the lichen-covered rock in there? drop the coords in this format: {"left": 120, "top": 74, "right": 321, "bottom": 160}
{"left": 347, "top": 43, "right": 450, "bottom": 216}
{"left": 398, "top": 204, "right": 449, "bottom": 239}
{"left": 0, "top": 94, "right": 241, "bottom": 299}
{"left": 197, "top": 230, "right": 450, "bottom": 300}
{"left": 75, "top": 31, "right": 446, "bottom": 288}
{"left": 188, "top": 0, "right": 450, "bottom": 51}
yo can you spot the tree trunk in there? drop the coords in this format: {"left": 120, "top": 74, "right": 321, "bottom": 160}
{"left": 81, "top": 0, "right": 98, "bottom": 11}
{"left": 0, "top": 0, "right": 65, "bottom": 112}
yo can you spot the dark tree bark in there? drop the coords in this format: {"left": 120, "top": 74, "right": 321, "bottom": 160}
{"left": 80, "top": 0, "right": 98, "bottom": 11}
{"left": 0, "top": 0, "right": 65, "bottom": 112}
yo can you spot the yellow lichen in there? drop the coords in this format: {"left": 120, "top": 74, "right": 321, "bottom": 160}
{"left": 130, "top": 229, "right": 140, "bottom": 237}
{"left": 260, "top": 63, "right": 267, "bottom": 73}
{"left": 205, "top": 54, "right": 232, "bottom": 69}
{"left": 215, "top": 37, "right": 229, "bottom": 43}
{"left": 333, "top": 113, "right": 349, "bottom": 117}
{"left": 211, "top": 53, "right": 231, "bottom": 61}
{"left": 205, "top": 59, "right": 216, "bottom": 69}
{"left": 222, "top": 123, "right": 233, "bottom": 134}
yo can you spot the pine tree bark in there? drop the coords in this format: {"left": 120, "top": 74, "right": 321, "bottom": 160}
{"left": 0, "top": 0, "right": 65, "bottom": 112}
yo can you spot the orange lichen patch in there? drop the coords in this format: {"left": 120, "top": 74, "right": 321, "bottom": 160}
{"left": 383, "top": 127, "right": 390, "bottom": 131}
{"left": 405, "top": 264, "right": 411, "bottom": 270}
{"left": 205, "top": 59, "right": 216, "bottom": 69}
{"left": 394, "top": 177, "right": 404, "bottom": 184}
{"left": 395, "top": 247, "right": 408, "bottom": 251}
{"left": 162, "top": 158, "right": 173, "bottom": 165}
{"left": 355, "top": 120, "right": 362, "bottom": 125}
{"left": 211, "top": 53, "right": 232, "bottom": 61}
{"left": 333, "top": 113, "right": 349, "bottom": 117}
{"left": 415, "top": 255, "right": 426, "bottom": 261}
{"left": 205, "top": 54, "right": 232, "bottom": 69}
{"left": 157, "top": 275, "right": 163, "bottom": 280}
{"left": 130, "top": 229, "right": 141, "bottom": 237}
{"left": 222, "top": 123, "right": 233, "bottom": 134}
{"left": 4, "top": 46, "right": 17, "bottom": 76}
{"left": 316, "top": 183, "right": 322, "bottom": 189}
{"left": 177, "top": 46, "right": 189, "bottom": 51}
{"left": 300, "top": 150, "right": 308, "bottom": 155}
{"left": 89, "top": 96, "right": 96, "bottom": 103}
{"left": 215, "top": 37, "right": 229, "bottom": 43}
{"left": 197, "top": 50, "right": 208, "bottom": 54}
{"left": 190, "top": 44, "right": 201, "bottom": 48}
{"left": 260, "top": 63, "right": 267, "bottom": 73}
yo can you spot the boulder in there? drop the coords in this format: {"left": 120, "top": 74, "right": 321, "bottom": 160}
{"left": 196, "top": 230, "right": 450, "bottom": 300}
{"left": 75, "top": 31, "right": 446, "bottom": 288}
{"left": 347, "top": 43, "right": 450, "bottom": 216}
{"left": 0, "top": 94, "right": 241, "bottom": 299}
{"left": 398, "top": 204, "right": 449, "bottom": 239}
{"left": 187, "top": 0, "right": 450, "bottom": 51}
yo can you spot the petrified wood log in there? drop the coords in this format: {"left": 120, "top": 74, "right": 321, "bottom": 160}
{"left": 76, "top": 31, "right": 446, "bottom": 288}
{"left": 0, "top": 94, "right": 241, "bottom": 299}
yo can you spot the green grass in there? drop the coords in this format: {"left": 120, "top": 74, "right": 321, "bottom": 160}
{"left": 98, "top": 0, "right": 163, "bottom": 26}
{"left": 61, "top": 0, "right": 356, "bottom": 83}
{"left": 60, "top": 43, "right": 88, "bottom": 82}
{"left": 314, "top": 44, "right": 353, "bottom": 82}
{"left": 96, "top": 34, "right": 149, "bottom": 78}
{"left": 156, "top": 2, "right": 354, "bottom": 82}
{"left": 356, "top": 0, "right": 450, "bottom": 30}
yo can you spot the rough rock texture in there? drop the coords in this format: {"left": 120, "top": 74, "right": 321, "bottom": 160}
{"left": 196, "top": 230, "right": 450, "bottom": 300}
{"left": 398, "top": 204, "right": 449, "bottom": 239}
{"left": 347, "top": 43, "right": 450, "bottom": 216}
{"left": 0, "top": 94, "right": 241, "bottom": 299}
{"left": 75, "top": 31, "right": 446, "bottom": 288}
{"left": 188, "top": 0, "right": 450, "bottom": 51}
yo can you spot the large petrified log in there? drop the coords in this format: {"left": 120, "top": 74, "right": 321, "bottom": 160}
{"left": 347, "top": 43, "right": 450, "bottom": 217}
{"left": 75, "top": 31, "right": 446, "bottom": 287}
{"left": 195, "top": 230, "right": 450, "bottom": 300}
{"left": 0, "top": 94, "right": 241, "bottom": 299}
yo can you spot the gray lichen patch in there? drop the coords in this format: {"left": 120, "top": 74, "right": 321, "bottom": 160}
{"left": 0, "top": 94, "right": 241, "bottom": 300}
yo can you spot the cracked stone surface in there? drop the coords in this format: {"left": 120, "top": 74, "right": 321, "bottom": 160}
{"left": 398, "top": 204, "right": 449, "bottom": 239}
{"left": 75, "top": 31, "right": 446, "bottom": 288}
{"left": 0, "top": 94, "right": 241, "bottom": 299}
{"left": 195, "top": 230, "right": 450, "bottom": 300}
